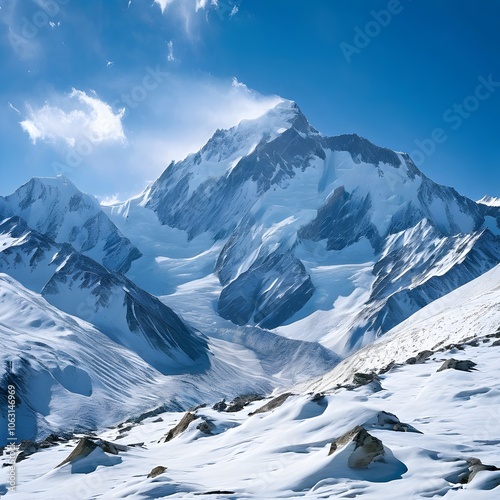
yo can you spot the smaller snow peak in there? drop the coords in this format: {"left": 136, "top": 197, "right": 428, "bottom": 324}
{"left": 17, "top": 175, "right": 82, "bottom": 201}
{"left": 478, "top": 195, "right": 500, "bottom": 207}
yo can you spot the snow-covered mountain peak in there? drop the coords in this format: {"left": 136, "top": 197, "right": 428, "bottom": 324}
{"left": 154, "top": 99, "right": 318, "bottom": 196}
{"left": 478, "top": 194, "right": 500, "bottom": 207}
{"left": 0, "top": 176, "right": 141, "bottom": 273}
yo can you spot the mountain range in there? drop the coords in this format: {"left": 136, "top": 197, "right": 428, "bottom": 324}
{"left": 1, "top": 99, "right": 500, "bottom": 497}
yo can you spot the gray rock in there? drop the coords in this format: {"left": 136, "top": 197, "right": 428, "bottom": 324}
{"left": 437, "top": 358, "right": 477, "bottom": 372}
{"left": 491, "top": 339, "right": 500, "bottom": 347}
{"left": 352, "top": 372, "right": 379, "bottom": 386}
{"left": 464, "top": 458, "right": 500, "bottom": 483}
{"left": 196, "top": 420, "right": 215, "bottom": 435}
{"left": 328, "top": 426, "right": 385, "bottom": 468}
{"left": 249, "top": 393, "right": 293, "bottom": 416}
{"left": 406, "top": 350, "right": 434, "bottom": 365}
{"left": 366, "top": 411, "right": 422, "bottom": 434}
{"left": 226, "top": 394, "right": 264, "bottom": 413}
{"left": 201, "top": 491, "right": 236, "bottom": 496}
{"left": 159, "top": 412, "right": 197, "bottom": 443}
{"left": 148, "top": 465, "right": 167, "bottom": 479}
{"left": 212, "top": 400, "right": 227, "bottom": 412}
{"left": 311, "top": 393, "right": 325, "bottom": 403}
{"left": 14, "top": 440, "right": 39, "bottom": 462}
{"left": 56, "top": 438, "right": 98, "bottom": 468}
{"left": 351, "top": 372, "right": 383, "bottom": 391}
{"left": 56, "top": 437, "right": 128, "bottom": 468}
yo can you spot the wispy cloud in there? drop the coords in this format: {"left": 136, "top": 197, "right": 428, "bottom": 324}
{"left": 154, "top": 0, "right": 175, "bottom": 13}
{"left": 142, "top": 0, "right": 239, "bottom": 41}
{"left": 122, "top": 75, "right": 283, "bottom": 180}
{"left": 8, "top": 102, "right": 22, "bottom": 115}
{"left": 167, "top": 40, "right": 175, "bottom": 62}
{"left": 19, "top": 89, "right": 126, "bottom": 146}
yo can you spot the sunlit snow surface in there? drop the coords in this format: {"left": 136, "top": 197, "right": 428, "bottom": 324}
{"left": 3, "top": 266, "right": 500, "bottom": 498}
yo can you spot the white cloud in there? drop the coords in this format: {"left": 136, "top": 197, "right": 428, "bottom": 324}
{"left": 8, "top": 102, "right": 22, "bottom": 115}
{"left": 20, "top": 89, "right": 126, "bottom": 146}
{"left": 154, "top": 0, "right": 174, "bottom": 13}
{"left": 167, "top": 40, "right": 175, "bottom": 62}
{"left": 149, "top": 0, "right": 237, "bottom": 37}
{"left": 121, "top": 75, "right": 283, "bottom": 182}
{"left": 16, "top": 75, "right": 283, "bottom": 201}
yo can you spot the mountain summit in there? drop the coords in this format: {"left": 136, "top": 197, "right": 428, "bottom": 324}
{"left": 119, "top": 100, "right": 500, "bottom": 354}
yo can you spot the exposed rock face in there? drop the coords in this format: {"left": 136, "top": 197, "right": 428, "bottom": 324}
{"left": 249, "top": 393, "right": 293, "bottom": 416}
{"left": 56, "top": 437, "right": 128, "bottom": 468}
{"left": 148, "top": 465, "right": 167, "bottom": 479}
{"left": 217, "top": 251, "right": 314, "bottom": 329}
{"left": 212, "top": 400, "right": 227, "bottom": 412}
{"left": 57, "top": 437, "right": 98, "bottom": 468}
{"left": 328, "top": 426, "right": 385, "bottom": 469}
{"left": 437, "top": 358, "right": 477, "bottom": 372}
{"left": 406, "top": 350, "right": 434, "bottom": 365}
{"left": 225, "top": 394, "right": 264, "bottom": 413}
{"left": 159, "top": 412, "right": 197, "bottom": 443}
{"left": 196, "top": 420, "right": 215, "bottom": 435}
{"left": 352, "top": 372, "right": 379, "bottom": 387}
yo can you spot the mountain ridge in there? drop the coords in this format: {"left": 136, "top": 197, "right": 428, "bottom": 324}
{"left": 108, "top": 99, "right": 500, "bottom": 353}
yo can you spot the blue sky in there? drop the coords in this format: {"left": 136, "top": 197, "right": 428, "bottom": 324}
{"left": 0, "top": 0, "right": 499, "bottom": 201}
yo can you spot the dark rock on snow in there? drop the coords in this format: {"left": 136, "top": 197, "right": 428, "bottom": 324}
{"left": 148, "top": 465, "right": 168, "bottom": 479}
{"left": 328, "top": 426, "right": 385, "bottom": 468}
{"left": 249, "top": 393, "right": 293, "bottom": 416}
{"left": 437, "top": 358, "right": 477, "bottom": 372}
{"left": 159, "top": 412, "right": 197, "bottom": 443}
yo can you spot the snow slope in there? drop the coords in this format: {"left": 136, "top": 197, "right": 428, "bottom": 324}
{"left": 305, "top": 262, "right": 500, "bottom": 392}
{"left": 0, "top": 271, "right": 338, "bottom": 445}
{"left": 3, "top": 312, "right": 499, "bottom": 498}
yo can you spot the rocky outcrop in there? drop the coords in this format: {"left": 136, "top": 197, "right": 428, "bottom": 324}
{"left": 159, "top": 412, "right": 197, "bottom": 443}
{"left": 196, "top": 420, "right": 215, "bottom": 435}
{"left": 364, "top": 411, "right": 422, "bottom": 434}
{"left": 148, "top": 466, "right": 167, "bottom": 479}
{"left": 328, "top": 426, "right": 385, "bottom": 468}
{"left": 56, "top": 437, "right": 128, "bottom": 468}
{"left": 437, "top": 358, "right": 477, "bottom": 372}
{"left": 406, "top": 350, "right": 434, "bottom": 365}
{"left": 249, "top": 393, "right": 293, "bottom": 416}
{"left": 217, "top": 250, "right": 314, "bottom": 329}
{"left": 456, "top": 458, "right": 500, "bottom": 484}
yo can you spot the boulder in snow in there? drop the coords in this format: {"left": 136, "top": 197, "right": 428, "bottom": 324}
{"left": 437, "top": 358, "right": 477, "bottom": 372}
{"left": 328, "top": 426, "right": 385, "bottom": 469}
